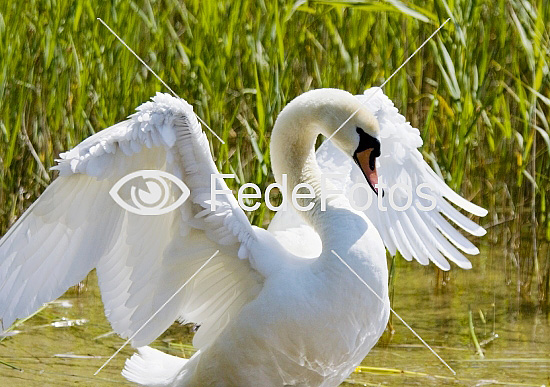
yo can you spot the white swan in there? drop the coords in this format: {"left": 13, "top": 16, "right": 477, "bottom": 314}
{"left": 0, "top": 88, "right": 486, "bottom": 386}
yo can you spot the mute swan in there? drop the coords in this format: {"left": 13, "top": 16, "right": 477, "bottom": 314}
{"left": 0, "top": 88, "right": 486, "bottom": 386}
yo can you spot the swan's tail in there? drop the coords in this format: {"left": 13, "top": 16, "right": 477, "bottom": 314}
{"left": 122, "top": 346, "right": 189, "bottom": 386}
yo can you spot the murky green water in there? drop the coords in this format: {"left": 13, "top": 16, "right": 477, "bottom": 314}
{"left": 0, "top": 247, "right": 548, "bottom": 386}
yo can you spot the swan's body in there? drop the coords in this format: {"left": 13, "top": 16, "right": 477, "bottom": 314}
{"left": 0, "top": 88, "right": 485, "bottom": 386}
{"left": 169, "top": 224, "right": 387, "bottom": 386}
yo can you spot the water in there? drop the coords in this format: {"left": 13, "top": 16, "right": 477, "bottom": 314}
{"left": 0, "top": 248, "right": 548, "bottom": 386}
{"left": 345, "top": 251, "right": 550, "bottom": 386}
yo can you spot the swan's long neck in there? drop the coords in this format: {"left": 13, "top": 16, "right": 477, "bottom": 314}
{"left": 270, "top": 99, "right": 333, "bottom": 227}
{"left": 269, "top": 89, "right": 379, "bottom": 231}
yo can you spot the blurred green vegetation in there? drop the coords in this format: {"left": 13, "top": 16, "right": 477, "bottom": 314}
{"left": 0, "top": 0, "right": 549, "bottom": 307}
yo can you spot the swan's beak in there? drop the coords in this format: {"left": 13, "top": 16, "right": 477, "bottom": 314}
{"left": 353, "top": 149, "right": 379, "bottom": 195}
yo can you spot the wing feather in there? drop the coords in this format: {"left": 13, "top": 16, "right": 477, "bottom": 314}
{"left": 0, "top": 93, "right": 262, "bottom": 349}
{"left": 309, "top": 87, "right": 487, "bottom": 270}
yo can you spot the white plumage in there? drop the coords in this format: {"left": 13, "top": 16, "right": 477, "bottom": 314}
{"left": 0, "top": 88, "right": 485, "bottom": 386}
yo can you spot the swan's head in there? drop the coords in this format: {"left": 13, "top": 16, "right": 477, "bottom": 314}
{"left": 286, "top": 88, "right": 381, "bottom": 194}
{"left": 272, "top": 88, "right": 381, "bottom": 194}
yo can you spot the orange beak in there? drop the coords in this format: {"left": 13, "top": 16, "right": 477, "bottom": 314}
{"left": 353, "top": 148, "right": 379, "bottom": 195}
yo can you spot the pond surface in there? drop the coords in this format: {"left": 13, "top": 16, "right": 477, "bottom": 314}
{"left": 0, "top": 247, "right": 548, "bottom": 386}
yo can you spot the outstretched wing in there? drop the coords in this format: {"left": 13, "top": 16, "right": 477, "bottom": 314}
{"left": 0, "top": 93, "right": 262, "bottom": 348}
{"left": 271, "top": 87, "right": 487, "bottom": 270}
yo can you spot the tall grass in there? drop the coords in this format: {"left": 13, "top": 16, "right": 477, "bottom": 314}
{"left": 0, "top": 0, "right": 549, "bottom": 307}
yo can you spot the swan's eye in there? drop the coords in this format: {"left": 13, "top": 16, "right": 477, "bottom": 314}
{"left": 109, "top": 170, "right": 190, "bottom": 216}
{"left": 355, "top": 127, "right": 381, "bottom": 157}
